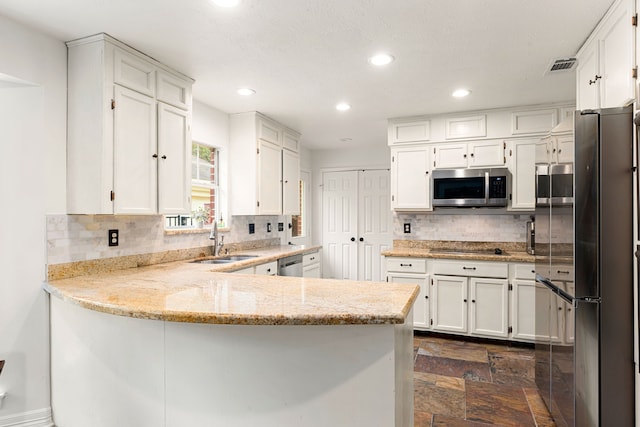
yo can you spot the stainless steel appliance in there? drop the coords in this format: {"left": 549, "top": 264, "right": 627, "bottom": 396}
{"left": 278, "top": 254, "right": 303, "bottom": 277}
{"left": 535, "top": 163, "right": 574, "bottom": 206}
{"left": 431, "top": 167, "right": 509, "bottom": 207}
{"left": 535, "top": 106, "right": 635, "bottom": 426}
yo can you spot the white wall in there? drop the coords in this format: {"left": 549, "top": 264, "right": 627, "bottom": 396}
{"left": 0, "top": 13, "right": 66, "bottom": 426}
{"left": 310, "top": 145, "right": 390, "bottom": 245}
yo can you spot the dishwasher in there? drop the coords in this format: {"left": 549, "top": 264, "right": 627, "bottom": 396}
{"left": 277, "top": 254, "right": 303, "bottom": 277}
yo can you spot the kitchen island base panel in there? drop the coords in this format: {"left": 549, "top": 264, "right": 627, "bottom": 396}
{"left": 51, "top": 298, "right": 414, "bottom": 427}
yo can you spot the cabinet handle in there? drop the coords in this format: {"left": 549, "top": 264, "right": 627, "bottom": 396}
{"left": 400, "top": 263, "right": 412, "bottom": 267}
{"left": 462, "top": 266, "right": 477, "bottom": 270}
{"left": 557, "top": 270, "right": 570, "bottom": 274}
{"left": 161, "top": 155, "right": 167, "bottom": 160}
{"left": 267, "top": 268, "right": 271, "bottom": 273}
{"left": 588, "top": 75, "right": 602, "bottom": 85}
{"left": 152, "top": 154, "right": 158, "bottom": 158}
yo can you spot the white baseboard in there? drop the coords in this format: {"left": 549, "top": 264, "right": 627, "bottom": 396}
{"left": 0, "top": 408, "right": 53, "bottom": 427}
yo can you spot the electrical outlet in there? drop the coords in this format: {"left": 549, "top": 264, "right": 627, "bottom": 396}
{"left": 249, "top": 223, "right": 255, "bottom": 234}
{"left": 403, "top": 223, "right": 411, "bottom": 234}
{"left": 267, "top": 223, "right": 272, "bottom": 232}
{"left": 278, "top": 222, "right": 284, "bottom": 231}
{"left": 108, "top": 229, "right": 119, "bottom": 246}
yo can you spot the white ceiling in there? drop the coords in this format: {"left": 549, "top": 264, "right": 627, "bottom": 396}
{"left": 0, "top": 0, "right": 614, "bottom": 150}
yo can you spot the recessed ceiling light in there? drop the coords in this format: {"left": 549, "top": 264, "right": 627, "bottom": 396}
{"left": 212, "top": 0, "right": 240, "bottom": 7}
{"left": 452, "top": 88, "right": 471, "bottom": 98}
{"left": 237, "top": 87, "right": 255, "bottom": 96}
{"left": 369, "top": 53, "right": 394, "bottom": 66}
{"left": 336, "top": 102, "right": 351, "bottom": 111}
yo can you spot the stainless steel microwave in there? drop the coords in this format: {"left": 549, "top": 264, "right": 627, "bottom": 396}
{"left": 431, "top": 168, "right": 510, "bottom": 207}
{"left": 535, "top": 164, "right": 573, "bottom": 206}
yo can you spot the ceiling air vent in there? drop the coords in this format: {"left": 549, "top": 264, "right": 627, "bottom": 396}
{"left": 545, "top": 57, "right": 577, "bottom": 75}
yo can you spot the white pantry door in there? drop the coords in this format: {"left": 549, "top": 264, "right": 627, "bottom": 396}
{"left": 322, "top": 170, "right": 391, "bottom": 282}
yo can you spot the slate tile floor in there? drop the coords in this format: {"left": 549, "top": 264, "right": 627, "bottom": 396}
{"left": 413, "top": 333, "right": 556, "bottom": 427}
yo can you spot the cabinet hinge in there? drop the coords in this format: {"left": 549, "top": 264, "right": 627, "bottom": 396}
{"left": 111, "top": 99, "right": 115, "bottom": 110}
{"left": 433, "top": 161, "right": 436, "bottom": 167}
{"left": 430, "top": 278, "right": 433, "bottom": 285}
{"left": 508, "top": 326, "right": 513, "bottom": 334}
{"left": 509, "top": 193, "right": 512, "bottom": 201}
{"left": 503, "top": 156, "right": 506, "bottom": 164}
{"left": 633, "top": 66, "right": 638, "bottom": 79}
{"left": 430, "top": 319, "right": 433, "bottom": 326}
{"left": 257, "top": 148, "right": 260, "bottom": 154}
{"left": 257, "top": 201, "right": 260, "bottom": 207}
{"left": 110, "top": 190, "right": 115, "bottom": 201}
{"left": 391, "top": 195, "right": 395, "bottom": 202}
{"left": 633, "top": 13, "right": 638, "bottom": 26}
{"left": 503, "top": 141, "right": 506, "bottom": 149}
{"left": 509, "top": 149, "right": 513, "bottom": 157}
{"left": 508, "top": 284, "right": 513, "bottom": 291}
{"left": 391, "top": 156, "right": 395, "bottom": 162}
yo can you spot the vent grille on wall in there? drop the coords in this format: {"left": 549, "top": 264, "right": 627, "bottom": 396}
{"left": 545, "top": 57, "right": 577, "bottom": 74}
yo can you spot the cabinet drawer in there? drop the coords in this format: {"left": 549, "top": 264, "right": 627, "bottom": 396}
{"left": 303, "top": 252, "right": 320, "bottom": 266}
{"left": 386, "top": 257, "right": 427, "bottom": 273}
{"left": 513, "top": 264, "right": 535, "bottom": 279}
{"left": 114, "top": 48, "right": 156, "bottom": 97}
{"left": 156, "top": 70, "right": 192, "bottom": 110}
{"left": 432, "top": 260, "right": 507, "bottom": 278}
{"left": 255, "top": 261, "right": 277, "bottom": 276}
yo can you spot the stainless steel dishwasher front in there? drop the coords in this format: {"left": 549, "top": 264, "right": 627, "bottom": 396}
{"left": 277, "top": 254, "right": 303, "bottom": 277}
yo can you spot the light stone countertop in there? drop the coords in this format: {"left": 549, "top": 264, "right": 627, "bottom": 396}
{"left": 44, "top": 245, "right": 419, "bottom": 326}
{"left": 382, "top": 240, "right": 536, "bottom": 263}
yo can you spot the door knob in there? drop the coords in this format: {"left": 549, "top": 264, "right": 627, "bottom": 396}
{"left": 350, "top": 237, "right": 355, "bottom": 242}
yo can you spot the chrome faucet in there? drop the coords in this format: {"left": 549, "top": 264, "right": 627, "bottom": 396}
{"left": 209, "top": 221, "right": 224, "bottom": 256}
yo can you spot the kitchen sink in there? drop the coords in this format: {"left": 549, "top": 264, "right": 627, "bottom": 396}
{"left": 191, "top": 255, "right": 259, "bottom": 264}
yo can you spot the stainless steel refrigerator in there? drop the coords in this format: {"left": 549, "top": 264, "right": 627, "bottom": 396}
{"left": 535, "top": 106, "right": 635, "bottom": 426}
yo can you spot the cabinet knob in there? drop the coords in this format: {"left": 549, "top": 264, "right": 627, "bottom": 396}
{"left": 350, "top": 237, "right": 356, "bottom": 242}
{"left": 472, "top": 299, "right": 476, "bottom": 303}
{"left": 359, "top": 237, "right": 364, "bottom": 242}
{"left": 161, "top": 155, "right": 167, "bottom": 160}
{"left": 152, "top": 154, "right": 158, "bottom": 158}
{"left": 463, "top": 154, "right": 467, "bottom": 158}
{"left": 464, "top": 299, "right": 468, "bottom": 303}
{"left": 470, "top": 153, "right": 474, "bottom": 157}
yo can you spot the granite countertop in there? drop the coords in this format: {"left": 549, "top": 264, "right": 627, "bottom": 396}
{"left": 381, "top": 240, "right": 536, "bottom": 263}
{"left": 44, "top": 245, "right": 419, "bottom": 326}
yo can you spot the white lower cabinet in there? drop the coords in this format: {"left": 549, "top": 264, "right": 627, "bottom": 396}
{"left": 255, "top": 261, "right": 277, "bottom": 276}
{"left": 385, "top": 257, "right": 429, "bottom": 329}
{"left": 303, "top": 251, "right": 322, "bottom": 278}
{"left": 431, "top": 274, "right": 509, "bottom": 338}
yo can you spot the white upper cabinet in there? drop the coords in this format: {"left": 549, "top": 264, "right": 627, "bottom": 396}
{"left": 390, "top": 146, "right": 431, "bottom": 210}
{"left": 229, "top": 112, "right": 301, "bottom": 215}
{"left": 388, "top": 120, "right": 430, "bottom": 144}
{"left": 66, "top": 33, "right": 193, "bottom": 215}
{"left": 576, "top": 0, "right": 635, "bottom": 110}
{"left": 432, "top": 140, "right": 505, "bottom": 169}
{"left": 507, "top": 138, "right": 537, "bottom": 211}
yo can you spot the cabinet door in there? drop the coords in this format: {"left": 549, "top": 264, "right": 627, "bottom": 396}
{"left": 555, "top": 135, "right": 574, "bottom": 164}
{"left": 156, "top": 70, "right": 192, "bottom": 110}
{"left": 469, "top": 278, "right": 509, "bottom": 338}
{"left": 388, "top": 120, "right": 430, "bottom": 144}
{"left": 511, "top": 279, "right": 536, "bottom": 342}
{"left": 255, "top": 261, "right": 277, "bottom": 276}
{"left": 388, "top": 273, "right": 430, "bottom": 329}
{"left": 433, "top": 143, "right": 467, "bottom": 169}
{"left": 508, "top": 139, "right": 536, "bottom": 211}
{"left": 282, "top": 149, "right": 300, "bottom": 215}
{"left": 283, "top": 131, "right": 300, "bottom": 152}
{"left": 157, "top": 102, "right": 190, "bottom": 214}
{"left": 431, "top": 275, "right": 467, "bottom": 334}
{"left": 114, "top": 49, "right": 156, "bottom": 97}
{"left": 390, "top": 146, "right": 430, "bottom": 210}
{"left": 257, "top": 118, "right": 281, "bottom": 145}
{"left": 535, "top": 137, "right": 551, "bottom": 165}
{"left": 303, "top": 264, "right": 321, "bottom": 278}
{"left": 257, "top": 140, "right": 282, "bottom": 215}
{"left": 599, "top": 0, "right": 635, "bottom": 108}
{"left": 576, "top": 41, "right": 599, "bottom": 111}
{"left": 113, "top": 85, "right": 157, "bottom": 214}
{"left": 468, "top": 140, "right": 505, "bottom": 168}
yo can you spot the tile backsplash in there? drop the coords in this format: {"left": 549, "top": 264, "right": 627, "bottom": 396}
{"left": 393, "top": 212, "right": 533, "bottom": 242}
{"left": 46, "top": 214, "right": 289, "bottom": 265}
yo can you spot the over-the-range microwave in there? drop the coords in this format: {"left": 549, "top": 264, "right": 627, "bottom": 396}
{"left": 431, "top": 168, "right": 510, "bottom": 207}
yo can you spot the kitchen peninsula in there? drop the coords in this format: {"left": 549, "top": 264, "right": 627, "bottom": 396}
{"left": 44, "top": 257, "right": 419, "bottom": 427}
